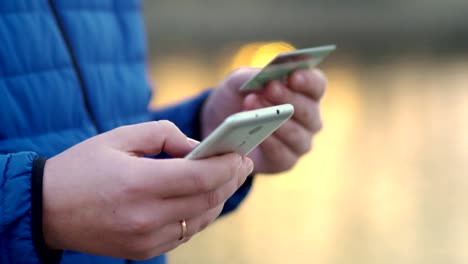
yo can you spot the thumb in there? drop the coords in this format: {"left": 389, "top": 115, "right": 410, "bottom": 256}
{"left": 224, "top": 67, "right": 261, "bottom": 91}
{"left": 106, "top": 121, "right": 199, "bottom": 157}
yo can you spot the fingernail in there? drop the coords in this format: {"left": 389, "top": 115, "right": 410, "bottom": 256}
{"left": 244, "top": 157, "right": 254, "bottom": 174}
{"left": 187, "top": 138, "right": 200, "bottom": 147}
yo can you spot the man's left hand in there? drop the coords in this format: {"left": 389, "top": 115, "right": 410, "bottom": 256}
{"left": 201, "top": 67, "right": 327, "bottom": 174}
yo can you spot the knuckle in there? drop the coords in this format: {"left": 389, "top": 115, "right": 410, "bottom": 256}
{"left": 301, "top": 141, "right": 312, "bottom": 154}
{"left": 312, "top": 69, "right": 327, "bottom": 84}
{"left": 266, "top": 142, "right": 284, "bottom": 162}
{"left": 190, "top": 170, "right": 211, "bottom": 193}
{"left": 199, "top": 216, "right": 212, "bottom": 232}
{"left": 125, "top": 213, "right": 153, "bottom": 236}
{"left": 120, "top": 173, "right": 146, "bottom": 196}
{"left": 155, "top": 120, "right": 177, "bottom": 133}
{"left": 297, "top": 107, "right": 311, "bottom": 124}
{"left": 309, "top": 140, "right": 314, "bottom": 152}
{"left": 204, "top": 189, "right": 223, "bottom": 209}
{"left": 272, "top": 154, "right": 297, "bottom": 172}
{"left": 279, "top": 159, "right": 296, "bottom": 172}
{"left": 284, "top": 124, "right": 301, "bottom": 142}
{"left": 158, "top": 119, "right": 176, "bottom": 128}
{"left": 290, "top": 134, "right": 310, "bottom": 155}
{"left": 110, "top": 125, "right": 130, "bottom": 140}
{"left": 292, "top": 132, "right": 313, "bottom": 155}
{"left": 300, "top": 103, "right": 322, "bottom": 133}
{"left": 311, "top": 118, "right": 323, "bottom": 133}
{"left": 311, "top": 69, "right": 327, "bottom": 97}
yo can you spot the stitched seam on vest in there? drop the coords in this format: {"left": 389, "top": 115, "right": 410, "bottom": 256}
{"left": 0, "top": 64, "right": 73, "bottom": 80}
{"left": 0, "top": 5, "right": 139, "bottom": 16}
{"left": 64, "top": 9, "right": 139, "bottom": 14}
{"left": 54, "top": 6, "right": 140, "bottom": 13}
{"left": 81, "top": 60, "right": 144, "bottom": 67}
{"left": 0, "top": 4, "right": 139, "bottom": 15}
{"left": 0, "top": 9, "right": 46, "bottom": 15}
{"left": 0, "top": 59, "right": 144, "bottom": 79}
{"left": 1, "top": 111, "right": 150, "bottom": 142}
{"left": 0, "top": 126, "right": 95, "bottom": 142}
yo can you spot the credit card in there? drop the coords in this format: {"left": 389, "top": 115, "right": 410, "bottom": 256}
{"left": 240, "top": 45, "right": 336, "bottom": 92}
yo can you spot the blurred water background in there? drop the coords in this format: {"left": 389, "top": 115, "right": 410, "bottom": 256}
{"left": 143, "top": 1, "right": 468, "bottom": 263}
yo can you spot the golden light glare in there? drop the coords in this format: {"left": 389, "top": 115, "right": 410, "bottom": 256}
{"left": 228, "top": 41, "right": 295, "bottom": 70}
{"left": 152, "top": 42, "right": 296, "bottom": 108}
{"left": 158, "top": 46, "right": 468, "bottom": 263}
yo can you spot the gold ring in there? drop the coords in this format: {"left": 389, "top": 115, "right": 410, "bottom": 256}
{"left": 179, "top": 219, "right": 187, "bottom": 241}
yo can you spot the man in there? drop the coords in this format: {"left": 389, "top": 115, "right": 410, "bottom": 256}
{"left": 0, "top": 1, "right": 326, "bottom": 264}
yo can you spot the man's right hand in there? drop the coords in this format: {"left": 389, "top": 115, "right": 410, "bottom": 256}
{"left": 42, "top": 121, "right": 253, "bottom": 260}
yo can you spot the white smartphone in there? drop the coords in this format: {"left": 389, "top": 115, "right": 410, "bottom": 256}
{"left": 240, "top": 44, "right": 336, "bottom": 92}
{"left": 185, "top": 104, "right": 294, "bottom": 160}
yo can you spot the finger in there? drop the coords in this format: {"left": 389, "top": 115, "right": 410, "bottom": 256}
{"left": 243, "top": 92, "right": 273, "bottom": 111}
{"left": 132, "top": 205, "right": 223, "bottom": 259}
{"left": 288, "top": 69, "right": 327, "bottom": 100}
{"left": 107, "top": 121, "right": 197, "bottom": 157}
{"left": 246, "top": 92, "right": 322, "bottom": 135}
{"left": 246, "top": 91, "right": 321, "bottom": 156}
{"left": 117, "top": 203, "right": 223, "bottom": 261}
{"left": 159, "top": 164, "right": 249, "bottom": 222}
{"left": 256, "top": 136, "right": 299, "bottom": 173}
{"left": 137, "top": 205, "right": 223, "bottom": 258}
{"left": 262, "top": 81, "right": 323, "bottom": 132}
{"left": 135, "top": 153, "right": 253, "bottom": 198}
{"left": 243, "top": 93, "right": 260, "bottom": 111}
{"left": 243, "top": 98, "right": 300, "bottom": 172}
{"left": 272, "top": 119, "right": 313, "bottom": 156}
{"left": 179, "top": 204, "right": 223, "bottom": 242}
{"left": 158, "top": 204, "right": 223, "bottom": 247}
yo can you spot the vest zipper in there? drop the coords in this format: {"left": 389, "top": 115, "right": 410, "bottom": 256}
{"left": 47, "top": 0, "right": 102, "bottom": 133}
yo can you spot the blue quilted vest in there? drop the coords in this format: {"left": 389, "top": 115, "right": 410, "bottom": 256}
{"left": 0, "top": 0, "right": 255, "bottom": 263}
{"left": 0, "top": 0, "right": 251, "bottom": 264}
